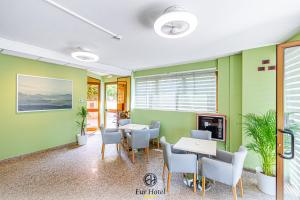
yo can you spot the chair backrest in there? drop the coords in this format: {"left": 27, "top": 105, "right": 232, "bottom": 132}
{"left": 150, "top": 120, "right": 160, "bottom": 129}
{"left": 161, "top": 137, "right": 172, "bottom": 170}
{"left": 100, "top": 124, "right": 107, "bottom": 142}
{"left": 119, "top": 119, "right": 131, "bottom": 126}
{"left": 131, "top": 129, "right": 150, "bottom": 149}
{"left": 232, "top": 146, "right": 248, "bottom": 185}
{"left": 160, "top": 136, "right": 166, "bottom": 145}
{"left": 100, "top": 124, "right": 105, "bottom": 135}
{"left": 190, "top": 130, "right": 212, "bottom": 140}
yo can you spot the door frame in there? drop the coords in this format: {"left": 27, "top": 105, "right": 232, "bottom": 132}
{"left": 87, "top": 77, "right": 101, "bottom": 131}
{"left": 104, "top": 82, "right": 117, "bottom": 128}
{"left": 276, "top": 40, "right": 300, "bottom": 200}
{"left": 117, "top": 76, "right": 131, "bottom": 111}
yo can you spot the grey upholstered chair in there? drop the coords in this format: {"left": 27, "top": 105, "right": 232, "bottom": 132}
{"left": 201, "top": 146, "right": 247, "bottom": 200}
{"left": 118, "top": 118, "right": 131, "bottom": 138}
{"left": 118, "top": 118, "right": 131, "bottom": 126}
{"left": 190, "top": 130, "right": 212, "bottom": 140}
{"left": 149, "top": 120, "right": 161, "bottom": 148}
{"left": 126, "top": 129, "right": 150, "bottom": 163}
{"left": 160, "top": 136, "right": 186, "bottom": 154}
{"left": 160, "top": 136, "right": 198, "bottom": 193}
{"left": 190, "top": 130, "right": 212, "bottom": 159}
{"left": 100, "top": 125, "right": 122, "bottom": 160}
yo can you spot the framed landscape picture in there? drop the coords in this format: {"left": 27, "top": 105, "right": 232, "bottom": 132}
{"left": 17, "top": 74, "right": 73, "bottom": 112}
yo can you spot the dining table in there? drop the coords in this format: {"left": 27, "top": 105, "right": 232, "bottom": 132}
{"left": 118, "top": 123, "right": 149, "bottom": 131}
{"left": 173, "top": 137, "right": 217, "bottom": 191}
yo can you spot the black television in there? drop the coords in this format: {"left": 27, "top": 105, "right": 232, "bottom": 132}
{"left": 196, "top": 114, "right": 226, "bottom": 142}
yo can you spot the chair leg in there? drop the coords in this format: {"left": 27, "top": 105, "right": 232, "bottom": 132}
{"left": 232, "top": 186, "right": 237, "bottom": 200}
{"left": 126, "top": 138, "right": 129, "bottom": 152}
{"left": 157, "top": 138, "right": 160, "bottom": 148}
{"left": 162, "top": 163, "right": 166, "bottom": 178}
{"left": 193, "top": 173, "right": 197, "bottom": 193}
{"left": 202, "top": 176, "right": 205, "bottom": 198}
{"left": 132, "top": 149, "right": 135, "bottom": 163}
{"left": 167, "top": 172, "right": 172, "bottom": 192}
{"left": 101, "top": 144, "right": 105, "bottom": 160}
{"left": 239, "top": 178, "right": 244, "bottom": 197}
{"left": 116, "top": 144, "right": 119, "bottom": 151}
{"left": 146, "top": 147, "right": 149, "bottom": 161}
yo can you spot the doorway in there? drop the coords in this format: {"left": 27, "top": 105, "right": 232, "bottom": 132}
{"left": 105, "top": 82, "right": 118, "bottom": 128}
{"left": 277, "top": 41, "right": 300, "bottom": 199}
{"left": 87, "top": 77, "right": 100, "bottom": 132}
{"left": 104, "top": 77, "right": 131, "bottom": 128}
{"left": 117, "top": 77, "right": 131, "bottom": 121}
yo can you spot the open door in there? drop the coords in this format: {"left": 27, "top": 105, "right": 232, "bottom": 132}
{"left": 277, "top": 41, "right": 300, "bottom": 200}
{"left": 104, "top": 82, "right": 117, "bottom": 128}
{"left": 87, "top": 77, "right": 100, "bottom": 132}
{"left": 104, "top": 77, "right": 131, "bottom": 128}
{"left": 117, "top": 77, "right": 131, "bottom": 124}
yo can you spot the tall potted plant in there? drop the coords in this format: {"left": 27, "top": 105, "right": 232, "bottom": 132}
{"left": 76, "top": 106, "right": 88, "bottom": 145}
{"left": 243, "top": 110, "right": 276, "bottom": 195}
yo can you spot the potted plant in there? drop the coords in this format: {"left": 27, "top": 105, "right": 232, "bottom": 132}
{"left": 243, "top": 110, "right": 276, "bottom": 195}
{"left": 76, "top": 106, "right": 88, "bottom": 145}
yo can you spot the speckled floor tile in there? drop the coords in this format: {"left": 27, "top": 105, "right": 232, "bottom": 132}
{"left": 0, "top": 132, "right": 275, "bottom": 200}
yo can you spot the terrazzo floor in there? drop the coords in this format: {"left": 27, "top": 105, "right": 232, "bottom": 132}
{"left": 0, "top": 132, "right": 275, "bottom": 200}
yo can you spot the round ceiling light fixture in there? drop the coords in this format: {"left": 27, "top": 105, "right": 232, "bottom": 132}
{"left": 71, "top": 48, "right": 99, "bottom": 63}
{"left": 154, "top": 6, "right": 198, "bottom": 39}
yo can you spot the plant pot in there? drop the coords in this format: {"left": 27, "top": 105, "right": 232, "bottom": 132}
{"left": 77, "top": 134, "right": 87, "bottom": 146}
{"left": 256, "top": 167, "right": 276, "bottom": 195}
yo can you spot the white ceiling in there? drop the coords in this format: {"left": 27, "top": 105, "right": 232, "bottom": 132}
{"left": 0, "top": 0, "right": 300, "bottom": 75}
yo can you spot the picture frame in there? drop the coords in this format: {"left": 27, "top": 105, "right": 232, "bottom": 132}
{"left": 17, "top": 74, "right": 73, "bottom": 112}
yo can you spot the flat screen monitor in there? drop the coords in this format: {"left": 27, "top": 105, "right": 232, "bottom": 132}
{"left": 196, "top": 114, "right": 226, "bottom": 141}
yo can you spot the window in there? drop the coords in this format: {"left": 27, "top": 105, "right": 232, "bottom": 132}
{"left": 135, "top": 68, "right": 217, "bottom": 112}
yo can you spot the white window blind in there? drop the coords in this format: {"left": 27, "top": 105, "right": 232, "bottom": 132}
{"left": 284, "top": 46, "right": 300, "bottom": 193}
{"left": 135, "top": 68, "right": 216, "bottom": 112}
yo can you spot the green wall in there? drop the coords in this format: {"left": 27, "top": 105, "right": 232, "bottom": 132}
{"left": 0, "top": 54, "right": 87, "bottom": 160}
{"left": 288, "top": 33, "right": 300, "bottom": 42}
{"left": 229, "top": 55, "right": 243, "bottom": 152}
{"left": 132, "top": 55, "right": 242, "bottom": 151}
{"left": 131, "top": 45, "right": 279, "bottom": 170}
{"left": 242, "top": 45, "right": 276, "bottom": 169}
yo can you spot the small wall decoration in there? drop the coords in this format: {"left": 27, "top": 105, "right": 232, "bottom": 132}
{"left": 258, "top": 59, "right": 276, "bottom": 72}
{"left": 17, "top": 74, "right": 73, "bottom": 112}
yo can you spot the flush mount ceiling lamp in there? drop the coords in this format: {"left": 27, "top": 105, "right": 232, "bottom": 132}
{"left": 71, "top": 48, "right": 99, "bottom": 63}
{"left": 154, "top": 6, "right": 198, "bottom": 39}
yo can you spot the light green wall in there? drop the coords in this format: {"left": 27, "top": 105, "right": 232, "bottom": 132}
{"left": 134, "top": 60, "right": 216, "bottom": 77}
{"left": 131, "top": 110, "right": 196, "bottom": 144}
{"left": 0, "top": 54, "right": 87, "bottom": 160}
{"left": 242, "top": 45, "right": 276, "bottom": 169}
{"left": 288, "top": 33, "right": 300, "bottom": 42}
{"left": 217, "top": 57, "right": 230, "bottom": 150}
{"left": 229, "top": 55, "right": 243, "bottom": 152}
{"left": 132, "top": 45, "right": 278, "bottom": 171}
{"left": 132, "top": 56, "right": 242, "bottom": 151}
